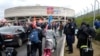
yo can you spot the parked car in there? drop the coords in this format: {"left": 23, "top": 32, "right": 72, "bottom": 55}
{"left": 0, "top": 26, "right": 28, "bottom": 47}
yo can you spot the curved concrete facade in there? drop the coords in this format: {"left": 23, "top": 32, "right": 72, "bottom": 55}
{"left": 4, "top": 6, "right": 75, "bottom": 22}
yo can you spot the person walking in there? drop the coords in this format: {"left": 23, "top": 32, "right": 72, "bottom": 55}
{"left": 77, "top": 22, "right": 95, "bottom": 48}
{"left": 77, "top": 22, "right": 87, "bottom": 48}
{"left": 29, "top": 22, "right": 45, "bottom": 56}
{"left": 43, "top": 25, "right": 57, "bottom": 56}
{"left": 64, "top": 19, "right": 75, "bottom": 54}
{"left": 77, "top": 22, "right": 96, "bottom": 56}
{"left": 58, "top": 22, "right": 63, "bottom": 37}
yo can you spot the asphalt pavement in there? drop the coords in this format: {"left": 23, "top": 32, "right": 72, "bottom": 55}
{"left": 2, "top": 31, "right": 65, "bottom": 56}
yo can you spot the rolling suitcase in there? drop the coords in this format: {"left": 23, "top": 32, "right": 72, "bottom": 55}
{"left": 5, "top": 47, "right": 17, "bottom": 56}
{"left": 80, "top": 38, "right": 93, "bottom": 56}
{"left": 27, "top": 38, "right": 32, "bottom": 56}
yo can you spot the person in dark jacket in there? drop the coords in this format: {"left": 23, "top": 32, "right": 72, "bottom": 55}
{"left": 94, "top": 19, "right": 100, "bottom": 29}
{"left": 30, "top": 22, "right": 45, "bottom": 56}
{"left": 71, "top": 18, "right": 77, "bottom": 43}
{"left": 86, "top": 24, "right": 96, "bottom": 47}
{"left": 77, "top": 22, "right": 96, "bottom": 56}
{"left": 64, "top": 19, "right": 75, "bottom": 54}
{"left": 0, "top": 35, "right": 4, "bottom": 56}
{"left": 77, "top": 22, "right": 87, "bottom": 48}
{"left": 77, "top": 22, "right": 95, "bottom": 48}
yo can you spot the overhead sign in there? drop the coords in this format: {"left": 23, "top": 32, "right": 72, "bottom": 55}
{"left": 47, "top": 7, "right": 54, "bottom": 14}
{"left": 54, "top": 9, "right": 61, "bottom": 14}
{"left": 48, "top": 15, "right": 53, "bottom": 25}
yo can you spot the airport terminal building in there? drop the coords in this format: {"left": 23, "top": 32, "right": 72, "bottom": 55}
{"left": 4, "top": 5, "right": 75, "bottom": 23}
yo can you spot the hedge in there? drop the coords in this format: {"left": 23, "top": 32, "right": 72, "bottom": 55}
{"left": 75, "top": 16, "right": 100, "bottom": 41}
{"left": 95, "top": 29, "right": 100, "bottom": 41}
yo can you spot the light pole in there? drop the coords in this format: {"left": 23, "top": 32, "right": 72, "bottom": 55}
{"left": 83, "top": 9, "right": 86, "bottom": 18}
{"left": 96, "top": 0, "right": 100, "bottom": 14}
{"left": 80, "top": 10, "right": 83, "bottom": 17}
{"left": 86, "top": 7, "right": 89, "bottom": 16}
{"left": 90, "top": 4, "right": 94, "bottom": 18}
{"left": 91, "top": 4, "right": 94, "bottom": 13}
{"left": 93, "top": 0, "right": 96, "bottom": 28}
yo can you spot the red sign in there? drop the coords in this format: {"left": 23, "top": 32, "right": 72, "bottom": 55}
{"left": 47, "top": 7, "right": 54, "bottom": 14}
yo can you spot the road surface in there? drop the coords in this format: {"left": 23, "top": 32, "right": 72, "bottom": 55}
{"left": 2, "top": 32, "right": 65, "bottom": 56}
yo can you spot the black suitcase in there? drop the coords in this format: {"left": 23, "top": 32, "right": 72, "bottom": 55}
{"left": 5, "top": 47, "right": 17, "bottom": 56}
{"left": 80, "top": 47, "right": 93, "bottom": 56}
{"left": 80, "top": 38, "right": 93, "bottom": 56}
{"left": 27, "top": 39, "right": 32, "bottom": 56}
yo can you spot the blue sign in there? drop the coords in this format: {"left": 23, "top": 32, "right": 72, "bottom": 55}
{"left": 54, "top": 10, "right": 61, "bottom": 14}
{"left": 48, "top": 15, "right": 53, "bottom": 25}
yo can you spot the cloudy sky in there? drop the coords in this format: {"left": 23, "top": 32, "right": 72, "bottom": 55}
{"left": 0, "top": 0, "right": 99, "bottom": 18}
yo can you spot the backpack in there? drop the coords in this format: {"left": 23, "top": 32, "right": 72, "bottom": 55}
{"left": 29, "top": 29, "right": 40, "bottom": 43}
{"left": 77, "top": 25, "right": 88, "bottom": 39}
{"left": 88, "top": 27, "right": 96, "bottom": 38}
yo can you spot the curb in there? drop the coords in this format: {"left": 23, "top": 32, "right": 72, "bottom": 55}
{"left": 60, "top": 36, "right": 66, "bottom": 56}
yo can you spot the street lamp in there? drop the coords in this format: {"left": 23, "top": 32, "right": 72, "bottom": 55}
{"left": 80, "top": 11, "right": 83, "bottom": 18}
{"left": 86, "top": 7, "right": 89, "bottom": 16}
{"left": 91, "top": 4, "right": 94, "bottom": 12}
{"left": 96, "top": 0, "right": 100, "bottom": 14}
{"left": 83, "top": 9, "right": 86, "bottom": 18}
{"left": 93, "top": 0, "right": 96, "bottom": 28}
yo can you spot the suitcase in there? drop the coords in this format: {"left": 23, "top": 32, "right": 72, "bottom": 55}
{"left": 80, "top": 38, "right": 93, "bottom": 56}
{"left": 5, "top": 47, "right": 17, "bottom": 56}
{"left": 43, "top": 49, "right": 51, "bottom": 56}
{"left": 27, "top": 39, "right": 32, "bottom": 56}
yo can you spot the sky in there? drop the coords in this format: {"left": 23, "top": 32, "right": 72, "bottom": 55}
{"left": 0, "top": 0, "right": 99, "bottom": 18}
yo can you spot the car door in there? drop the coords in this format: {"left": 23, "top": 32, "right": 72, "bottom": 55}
{"left": 16, "top": 26, "right": 27, "bottom": 41}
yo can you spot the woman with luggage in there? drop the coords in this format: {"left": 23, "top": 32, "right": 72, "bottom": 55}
{"left": 77, "top": 22, "right": 95, "bottom": 56}
{"left": 43, "top": 25, "right": 57, "bottom": 56}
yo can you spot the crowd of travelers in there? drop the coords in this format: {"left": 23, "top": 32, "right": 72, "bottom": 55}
{"left": 0, "top": 20, "right": 61, "bottom": 56}
{"left": 0, "top": 18, "right": 96, "bottom": 56}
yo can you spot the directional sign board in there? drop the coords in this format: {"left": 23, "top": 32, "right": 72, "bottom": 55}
{"left": 47, "top": 7, "right": 54, "bottom": 14}
{"left": 48, "top": 15, "right": 53, "bottom": 24}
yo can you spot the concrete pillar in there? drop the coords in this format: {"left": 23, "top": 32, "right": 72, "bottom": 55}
{"left": 27, "top": 16, "right": 31, "bottom": 23}
{"left": 15, "top": 17, "right": 18, "bottom": 23}
{"left": 64, "top": 16, "right": 66, "bottom": 24}
{"left": 43, "top": 18, "right": 47, "bottom": 22}
{"left": 57, "top": 16, "right": 60, "bottom": 21}
{"left": 64, "top": 16, "right": 66, "bottom": 21}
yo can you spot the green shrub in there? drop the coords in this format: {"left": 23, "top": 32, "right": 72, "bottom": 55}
{"left": 76, "top": 15, "right": 100, "bottom": 41}
{"left": 96, "top": 15, "right": 100, "bottom": 20}
{"left": 95, "top": 29, "right": 100, "bottom": 41}
{"left": 75, "top": 16, "right": 93, "bottom": 27}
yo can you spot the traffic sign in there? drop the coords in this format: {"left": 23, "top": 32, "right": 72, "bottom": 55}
{"left": 47, "top": 7, "right": 54, "bottom": 14}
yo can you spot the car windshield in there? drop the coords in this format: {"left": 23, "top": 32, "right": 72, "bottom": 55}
{"left": 0, "top": 26, "right": 25, "bottom": 33}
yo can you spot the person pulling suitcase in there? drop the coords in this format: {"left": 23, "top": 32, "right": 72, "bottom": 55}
{"left": 80, "top": 37, "right": 93, "bottom": 56}
{"left": 27, "top": 22, "right": 45, "bottom": 56}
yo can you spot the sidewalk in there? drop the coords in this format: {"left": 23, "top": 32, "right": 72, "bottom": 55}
{"left": 64, "top": 37, "right": 100, "bottom": 56}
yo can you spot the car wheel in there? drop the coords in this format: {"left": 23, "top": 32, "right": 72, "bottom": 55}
{"left": 17, "top": 38, "right": 22, "bottom": 47}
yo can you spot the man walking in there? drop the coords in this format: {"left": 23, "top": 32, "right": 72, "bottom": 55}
{"left": 29, "top": 22, "right": 44, "bottom": 56}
